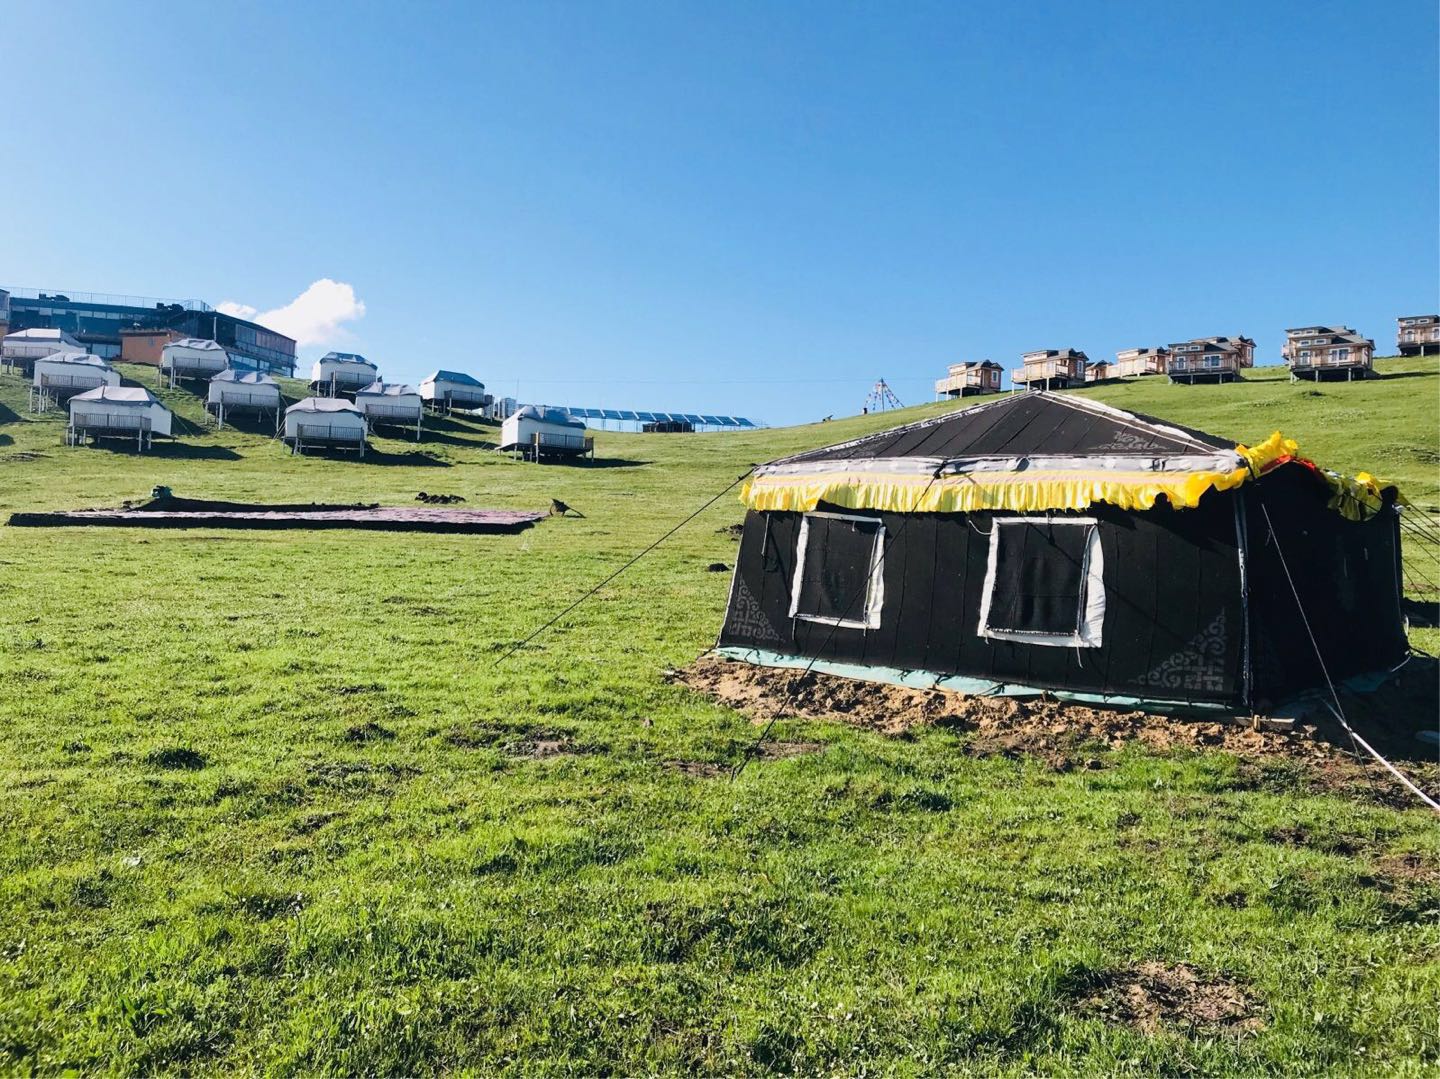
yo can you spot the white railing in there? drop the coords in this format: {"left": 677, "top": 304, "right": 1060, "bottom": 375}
{"left": 290, "top": 422, "right": 367, "bottom": 457}
{"left": 68, "top": 413, "right": 153, "bottom": 451}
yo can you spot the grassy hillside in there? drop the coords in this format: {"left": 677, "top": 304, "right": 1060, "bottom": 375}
{"left": 0, "top": 357, "right": 1436, "bottom": 1073}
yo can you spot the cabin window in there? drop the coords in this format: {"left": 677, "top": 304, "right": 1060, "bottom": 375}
{"left": 978, "top": 518, "right": 1105, "bottom": 647}
{"left": 789, "top": 513, "right": 886, "bottom": 630}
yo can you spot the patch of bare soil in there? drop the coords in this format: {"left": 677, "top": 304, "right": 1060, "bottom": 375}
{"left": 1078, "top": 962, "right": 1265, "bottom": 1036}
{"left": 670, "top": 654, "right": 1440, "bottom": 801}
{"left": 668, "top": 740, "right": 824, "bottom": 778}
{"left": 1373, "top": 850, "right": 1439, "bottom": 885}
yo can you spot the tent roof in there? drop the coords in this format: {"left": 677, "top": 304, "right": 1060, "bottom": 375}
{"left": 319, "top": 351, "right": 374, "bottom": 367}
{"left": 287, "top": 397, "right": 362, "bottom": 415}
{"left": 513, "top": 404, "right": 586, "bottom": 428}
{"left": 423, "top": 370, "right": 483, "bottom": 386}
{"left": 72, "top": 386, "right": 162, "bottom": 405}
{"left": 775, "top": 391, "right": 1232, "bottom": 466}
{"left": 744, "top": 391, "right": 1395, "bottom": 520}
{"left": 40, "top": 351, "right": 111, "bottom": 369}
{"left": 167, "top": 338, "right": 226, "bottom": 352}
{"left": 212, "top": 370, "right": 278, "bottom": 386}
{"left": 358, "top": 381, "right": 418, "bottom": 396}
{"left": 5, "top": 328, "right": 79, "bottom": 342}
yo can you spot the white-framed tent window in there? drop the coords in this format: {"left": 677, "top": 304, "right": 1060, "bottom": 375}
{"left": 789, "top": 512, "right": 886, "bottom": 630}
{"left": 977, "top": 517, "right": 1105, "bottom": 647}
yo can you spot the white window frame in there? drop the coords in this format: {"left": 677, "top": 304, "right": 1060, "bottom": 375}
{"left": 1203, "top": 354, "right": 1222, "bottom": 368}
{"left": 977, "top": 517, "right": 1106, "bottom": 648}
{"left": 789, "top": 512, "right": 886, "bottom": 630}
{"left": 1298, "top": 349, "right": 1312, "bottom": 361}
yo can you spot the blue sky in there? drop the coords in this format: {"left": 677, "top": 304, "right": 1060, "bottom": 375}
{"left": 2, "top": 1, "right": 1435, "bottom": 425}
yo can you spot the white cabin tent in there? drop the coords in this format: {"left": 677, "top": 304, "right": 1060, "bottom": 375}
{"left": 355, "top": 381, "right": 424, "bottom": 440}
{"left": 283, "top": 397, "right": 368, "bottom": 457}
{"left": 207, "top": 370, "right": 282, "bottom": 432}
{"left": 500, "top": 405, "right": 594, "bottom": 461}
{"left": 418, "top": 370, "right": 487, "bottom": 413}
{"left": 310, "top": 352, "right": 379, "bottom": 396}
{"left": 67, "top": 386, "right": 173, "bottom": 451}
{"left": 161, "top": 338, "right": 230, "bottom": 387}
{"left": 30, "top": 352, "right": 120, "bottom": 413}
{"left": 3, "top": 328, "right": 83, "bottom": 373}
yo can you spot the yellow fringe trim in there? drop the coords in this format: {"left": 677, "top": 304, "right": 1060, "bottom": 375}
{"left": 741, "top": 430, "right": 1400, "bottom": 521}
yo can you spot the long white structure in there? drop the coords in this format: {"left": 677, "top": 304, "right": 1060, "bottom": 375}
{"left": 207, "top": 370, "right": 283, "bottom": 432}
{"left": 283, "top": 397, "right": 368, "bottom": 456}
{"left": 500, "top": 404, "right": 593, "bottom": 461}
{"left": 68, "top": 386, "right": 173, "bottom": 450}
{"left": 355, "top": 381, "right": 424, "bottom": 440}
{"left": 161, "top": 338, "right": 229, "bottom": 386}
{"left": 418, "top": 369, "right": 487, "bottom": 412}
{"left": 30, "top": 352, "right": 120, "bottom": 412}
{"left": 310, "top": 352, "right": 378, "bottom": 396}
{"left": 3, "top": 328, "right": 83, "bottom": 372}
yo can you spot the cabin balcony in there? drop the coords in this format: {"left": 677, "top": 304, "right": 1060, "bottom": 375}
{"left": 1167, "top": 356, "right": 1240, "bottom": 383}
{"left": 935, "top": 369, "right": 1002, "bottom": 397}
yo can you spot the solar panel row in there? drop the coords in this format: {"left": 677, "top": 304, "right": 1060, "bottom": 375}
{"left": 549, "top": 406, "right": 757, "bottom": 428}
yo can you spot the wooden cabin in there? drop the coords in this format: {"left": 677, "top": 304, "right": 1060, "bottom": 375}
{"left": 1397, "top": 315, "right": 1440, "bottom": 357}
{"left": 935, "top": 360, "right": 1003, "bottom": 398}
{"left": 1084, "top": 360, "right": 1116, "bottom": 383}
{"left": 1166, "top": 335, "right": 1254, "bottom": 384}
{"left": 1011, "top": 349, "right": 1087, "bottom": 391}
{"left": 1282, "top": 326, "right": 1376, "bottom": 381}
{"left": 1114, "top": 346, "right": 1169, "bottom": 378}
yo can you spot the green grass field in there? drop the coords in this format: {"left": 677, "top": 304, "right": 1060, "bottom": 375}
{"left": 1, "top": 357, "right": 1437, "bottom": 1074}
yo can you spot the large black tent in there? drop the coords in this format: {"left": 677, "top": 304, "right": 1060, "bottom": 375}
{"left": 717, "top": 392, "right": 1407, "bottom": 712}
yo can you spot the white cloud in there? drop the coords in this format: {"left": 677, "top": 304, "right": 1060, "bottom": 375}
{"left": 217, "top": 279, "right": 366, "bottom": 346}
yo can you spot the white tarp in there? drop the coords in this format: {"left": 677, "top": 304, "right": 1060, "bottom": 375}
{"left": 355, "top": 381, "right": 423, "bottom": 419}
{"left": 311, "top": 352, "right": 378, "bottom": 388}
{"left": 3, "top": 328, "right": 84, "bottom": 363}
{"left": 32, "top": 352, "right": 120, "bottom": 390}
{"left": 208, "top": 369, "right": 281, "bottom": 406}
{"left": 419, "top": 369, "right": 487, "bottom": 405}
{"left": 284, "top": 396, "right": 367, "bottom": 440}
{"left": 501, "top": 404, "right": 588, "bottom": 452}
{"left": 69, "top": 386, "right": 173, "bottom": 437}
{"left": 162, "top": 338, "right": 230, "bottom": 376}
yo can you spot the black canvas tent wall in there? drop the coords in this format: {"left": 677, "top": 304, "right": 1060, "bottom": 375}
{"left": 717, "top": 392, "right": 1407, "bottom": 712}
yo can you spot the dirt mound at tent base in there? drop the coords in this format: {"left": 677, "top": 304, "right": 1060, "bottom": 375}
{"left": 672, "top": 655, "right": 1440, "bottom": 800}
{"left": 1076, "top": 962, "right": 1265, "bottom": 1036}
{"left": 673, "top": 654, "right": 1325, "bottom": 755}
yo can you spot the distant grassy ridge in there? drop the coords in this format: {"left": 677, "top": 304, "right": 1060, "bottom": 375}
{"left": 1, "top": 355, "right": 1435, "bottom": 509}
{"left": 0, "top": 354, "right": 1436, "bottom": 1073}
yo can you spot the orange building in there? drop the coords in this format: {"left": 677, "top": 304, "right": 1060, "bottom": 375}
{"left": 119, "top": 327, "right": 185, "bottom": 366}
